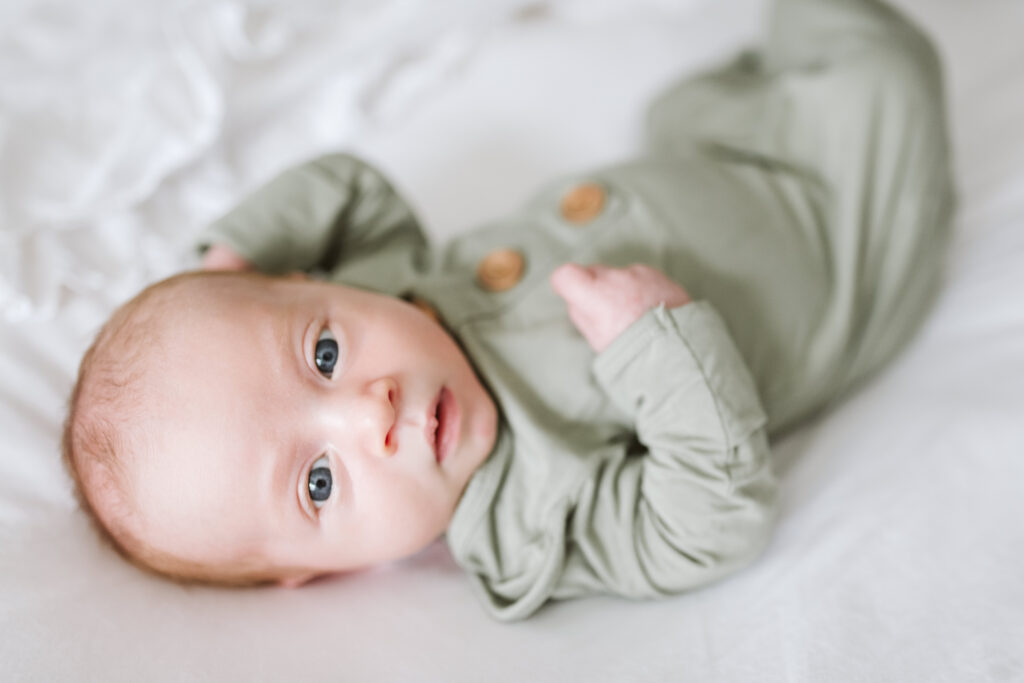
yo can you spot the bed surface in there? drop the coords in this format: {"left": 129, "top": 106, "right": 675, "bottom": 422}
{"left": 2, "top": 0, "right": 1023, "bottom": 680}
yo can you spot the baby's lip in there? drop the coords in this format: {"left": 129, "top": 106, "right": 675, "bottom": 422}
{"left": 425, "top": 387, "right": 441, "bottom": 454}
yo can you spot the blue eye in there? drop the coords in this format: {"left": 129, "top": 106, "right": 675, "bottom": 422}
{"left": 314, "top": 328, "right": 340, "bottom": 378}
{"left": 308, "top": 455, "right": 332, "bottom": 509}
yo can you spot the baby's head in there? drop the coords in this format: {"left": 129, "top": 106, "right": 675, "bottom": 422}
{"left": 62, "top": 270, "right": 498, "bottom": 587}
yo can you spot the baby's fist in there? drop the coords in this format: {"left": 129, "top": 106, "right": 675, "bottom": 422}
{"left": 549, "top": 262, "right": 692, "bottom": 353}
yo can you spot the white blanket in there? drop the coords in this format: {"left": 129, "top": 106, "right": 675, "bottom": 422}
{"left": 2, "top": 0, "right": 1022, "bottom": 680}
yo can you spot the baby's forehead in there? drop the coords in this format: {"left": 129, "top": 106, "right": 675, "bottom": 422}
{"left": 132, "top": 274, "right": 295, "bottom": 343}
{"left": 129, "top": 414, "right": 271, "bottom": 565}
{"left": 125, "top": 279, "right": 285, "bottom": 417}
{"left": 167, "top": 272, "right": 279, "bottom": 310}
{"left": 126, "top": 300, "right": 284, "bottom": 561}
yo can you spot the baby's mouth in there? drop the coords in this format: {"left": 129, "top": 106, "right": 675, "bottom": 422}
{"left": 426, "top": 386, "right": 455, "bottom": 464}
{"left": 427, "top": 388, "right": 443, "bottom": 460}
{"left": 434, "top": 394, "right": 443, "bottom": 452}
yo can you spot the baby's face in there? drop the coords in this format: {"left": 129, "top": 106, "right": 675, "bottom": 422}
{"left": 131, "top": 274, "right": 498, "bottom": 584}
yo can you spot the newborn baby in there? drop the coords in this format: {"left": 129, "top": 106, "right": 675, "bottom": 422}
{"left": 62, "top": 0, "right": 955, "bottom": 621}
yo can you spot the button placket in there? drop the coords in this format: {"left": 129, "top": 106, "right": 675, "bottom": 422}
{"left": 476, "top": 248, "right": 526, "bottom": 292}
{"left": 560, "top": 182, "right": 606, "bottom": 224}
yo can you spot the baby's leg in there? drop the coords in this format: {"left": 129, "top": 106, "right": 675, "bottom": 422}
{"left": 647, "top": 0, "right": 949, "bottom": 184}
{"left": 646, "top": 0, "right": 956, "bottom": 399}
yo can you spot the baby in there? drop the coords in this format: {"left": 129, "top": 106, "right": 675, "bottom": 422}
{"left": 62, "top": 0, "right": 955, "bottom": 621}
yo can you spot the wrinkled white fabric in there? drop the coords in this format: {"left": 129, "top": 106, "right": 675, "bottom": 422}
{"left": 0, "top": 0, "right": 549, "bottom": 321}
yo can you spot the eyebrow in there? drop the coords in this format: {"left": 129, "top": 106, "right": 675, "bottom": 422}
{"left": 272, "top": 442, "right": 309, "bottom": 526}
{"left": 263, "top": 309, "right": 316, "bottom": 528}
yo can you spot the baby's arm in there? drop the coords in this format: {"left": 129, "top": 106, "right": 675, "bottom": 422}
{"left": 549, "top": 263, "right": 777, "bottom": 601}
{"left": 195, "top": 153, "right": 427, "bottom": 276}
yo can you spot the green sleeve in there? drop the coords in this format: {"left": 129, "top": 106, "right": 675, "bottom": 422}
{"left": 554, "top": 300, "right": 778, "bottom": 600}
{"left": 195, "top": 153, "right": 429, "bottom": 279}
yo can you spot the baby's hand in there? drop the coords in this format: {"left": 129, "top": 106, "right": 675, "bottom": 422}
{"left": 200, "top": 244, "right": 253, "bottom": 271}
{"left": 549, "top": 263, "right": 692, "bottom": 353}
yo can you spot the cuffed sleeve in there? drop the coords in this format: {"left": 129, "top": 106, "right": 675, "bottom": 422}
{"left": 554, "top": 300, "right": 778, "bottom": 600}
{"left": 195, "top": 152, "right": 428, "bottom": 277}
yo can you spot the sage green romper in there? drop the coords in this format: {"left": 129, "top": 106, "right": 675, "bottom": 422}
{"left": 197, "top": 0, "right": 955, "bottom": 621}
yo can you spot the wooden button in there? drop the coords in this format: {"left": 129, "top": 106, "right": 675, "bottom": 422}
{"left": 408, "top": 295, "right": 441, "bottom": 323}
{"left": 476, "top": 248, "right": 525, "bottom": 292}
{"left": 560, "top": 182, "right": 605, "bottom": 224}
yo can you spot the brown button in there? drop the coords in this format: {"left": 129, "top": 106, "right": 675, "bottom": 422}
{"left": 560, "top": 182, "right": 605, "bottom": 224}
{"left": 408, "top": 295, "right": 441, "bottom": 324}
{"left": 476, "top": 248, "right": 525, "bottom": 292}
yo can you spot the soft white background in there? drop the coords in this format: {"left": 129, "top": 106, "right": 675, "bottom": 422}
{"left": 2, "top": 0, "right": 1023, "bottom": 680}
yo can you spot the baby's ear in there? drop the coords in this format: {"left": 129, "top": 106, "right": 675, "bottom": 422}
{"left": 277, "top": 571, "right": 317, "bottom": 589}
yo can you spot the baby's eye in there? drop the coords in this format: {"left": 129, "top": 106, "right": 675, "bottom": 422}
{"left": 307, "top": 454, "right": 332, "bottom": 509}
{"left": 314, "top": 327, "right": 340, "bottom": 379}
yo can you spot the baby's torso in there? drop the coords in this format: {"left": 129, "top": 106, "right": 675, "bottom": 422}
{"left": 407, "top": 153, "right": 840, "bottom": 439}
{"left": 395, "top": 153, "right": 842, "bottom": 601}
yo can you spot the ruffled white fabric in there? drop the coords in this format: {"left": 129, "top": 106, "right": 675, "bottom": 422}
{"left": 0, "top": 0, "right": 563, "bottom": 321}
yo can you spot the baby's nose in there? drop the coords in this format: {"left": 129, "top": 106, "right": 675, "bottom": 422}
{"left": 361, "top": 377, "right": 398, "bottom": 458}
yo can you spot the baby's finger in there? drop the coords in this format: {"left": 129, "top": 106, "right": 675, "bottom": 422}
{"left": 549, "top": 263, "right": 593, "bottom": 301}
{"left": 201, "top": 243, "right": 253, "bottom": 271}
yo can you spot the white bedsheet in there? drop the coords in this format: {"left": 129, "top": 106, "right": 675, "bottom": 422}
{"left": 2, "top": 0, "right": 1023, "bottom": 680}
